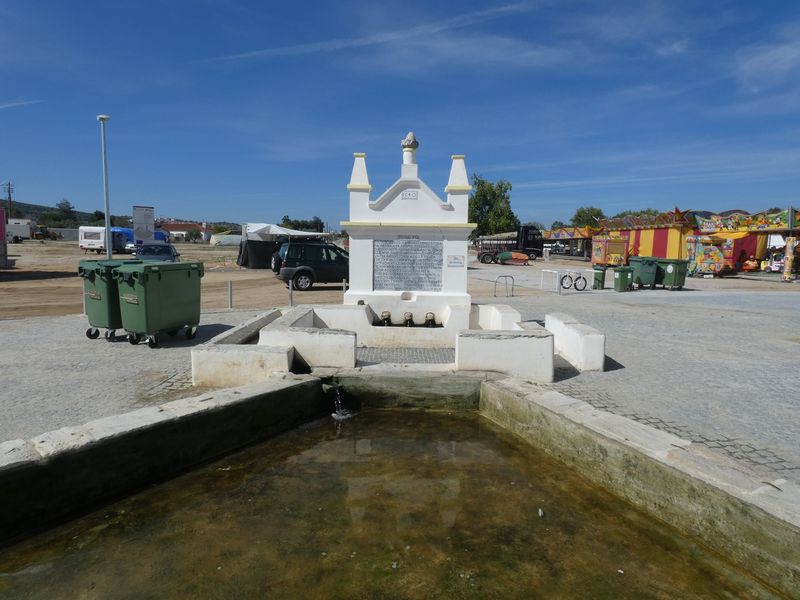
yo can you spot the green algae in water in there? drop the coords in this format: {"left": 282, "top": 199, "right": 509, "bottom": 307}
{"left": 0, "top": 410, "right": 778, "bottom": 599}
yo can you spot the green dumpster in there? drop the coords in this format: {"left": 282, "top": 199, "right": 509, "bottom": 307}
{"left": 612, "top": 266, "right": 633, "bottom": 292}
{"left": 592, "top": 266, "right": 607, "bottom": 290}
{"left": 114, "top": 261, "right": 204, "bottom": 347}
{"left": 656, "top": 258, "right": 688, "bottom": 290}
{"left": 78, "top": 259, "right": 142, "bottom": 340}
{"left": 629, "top": 256, "right": 658, "bottom": 289}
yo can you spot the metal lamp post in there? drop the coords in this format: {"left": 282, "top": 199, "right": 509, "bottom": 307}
{"left": 97, "top": 114, "right": 112, "bottom": 259}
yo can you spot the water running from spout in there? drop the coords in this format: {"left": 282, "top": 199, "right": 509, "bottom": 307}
{"left": 332, "top": 387, "right": 356, "bottom": 422}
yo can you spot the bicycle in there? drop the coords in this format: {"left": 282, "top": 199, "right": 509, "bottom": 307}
{"left": 559, "top": 271, "right": 587, "bottom": 291}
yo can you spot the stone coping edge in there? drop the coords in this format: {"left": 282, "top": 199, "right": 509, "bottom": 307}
{"left": 0, "top": 375, "right": 325, "bottom": 547}
{"left": 479, "top": 378, "right": 799, "bottom": 597}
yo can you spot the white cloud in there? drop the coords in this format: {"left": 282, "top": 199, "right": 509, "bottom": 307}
{"left": 736, "top": 34, "right": 800, "bottom": 92}
{"left": 206, "top": 2, "right": 535, "bottom": 61}
{"left": 350, "top": 31, "right": 575, "bottom": 73}
{"left": 655, "top": 39, "right": 689, "bottom": 56}
{"left": 0, "top": 99, "right": 44, "bottom": 110}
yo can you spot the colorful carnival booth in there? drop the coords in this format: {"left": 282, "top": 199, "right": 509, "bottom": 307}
{"left": 593, "top": 209, "right": 692, "bottom": 266}
{"left": 590, "top": 207, "right": 799, "bottom": 276}
{"left": 543, "top": 227, "right": 594, "bottom": 257}
{"left": 689, "top": 209, "right": 798, "bottom": 276}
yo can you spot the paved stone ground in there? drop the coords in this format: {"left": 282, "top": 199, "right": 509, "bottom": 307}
{"left": 471, "top": 283, "right": 800, "bottom": 476}
{"left": 1, "top": 268, "right": 798, "bottom": 479}
{"left": 0, "top": 310, "right": 260, "bottom": 441}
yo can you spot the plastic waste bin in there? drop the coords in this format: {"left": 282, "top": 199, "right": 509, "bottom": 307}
{"left": 78, "top": 259, "right": 142, "bottom": 340}
{"left": 656, "top": 258, "right": 688, "bottom": 290}
{"left": 592, "top": 266, "right": 607, "bottom": 290}
{"left": 612, "top": 266, "right": 633, "bottom": 292}
{"left": 629, "top": 256, "right": 658, "bottom": 289}
{"left": 114, "top": 261, "right": 204, "bottom": 348}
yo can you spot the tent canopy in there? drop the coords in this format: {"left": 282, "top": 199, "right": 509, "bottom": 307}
{"left": 709, "top": 231, "right": 750, "bottom": 242}
{"left": 244, "top": 223, "right": 329, "bottom": 241}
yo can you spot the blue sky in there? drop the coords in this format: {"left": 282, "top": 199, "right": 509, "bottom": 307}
{"left": 2, "top": 0, "right": 800, "bottom": 229}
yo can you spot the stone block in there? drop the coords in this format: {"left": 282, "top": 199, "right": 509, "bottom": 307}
{"left": 259, "top": 327, "right": 355, "bottom": 368}
{"left": 191, "top": 344, "right": 293, "bottom": 387}
{"left": 455, "top": 329, "right": 553, "bottom": 382}
{"left": 545, "top": 313, "right": 605, "bottom": 371}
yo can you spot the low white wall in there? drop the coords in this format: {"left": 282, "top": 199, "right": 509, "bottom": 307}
{"left": 545, "top": 313, "right": 605, "bottom": 371}
{"left": 472, "top": 304, "right": 522, "bottom": 331}
{"left": 455, "top": 329, "right": 553, "bottom": 382}
{"left": 259, "top": 326, "right": 356, "bottom": 368}
{"left": 191, "top": 345, "right": 293, "bottom": 387}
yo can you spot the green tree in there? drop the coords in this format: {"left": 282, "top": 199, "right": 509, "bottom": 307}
{"left": 610, "top": 208, "right": 660, "bottom": 219}
{"left": 550, "top": 220, "right": 568, "bottom": 229}
{"left": 38, "top": 211, "right": 61, "bottom": 226}
{"left": 280, "top": 215, "right": 325, "bottom": 232}
{"left": 523, "top": 220, "right": 545, "bottom": 230}
{"left": 570, "top": 206, "right": 606, "bottom": 227}
{"left": 468, "top": 175, "right": 519, "bottom": 238}
{"left": 90, "top": 210, "right": 105, "bottom": 224}
{"left": 185, "top": 229, "right": 202, "bottom": 243}
{"left": 56, "top": 199, "right": 76, "bottom": 223}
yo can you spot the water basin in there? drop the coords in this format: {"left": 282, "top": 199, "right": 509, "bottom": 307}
{"left": 0, "top": 410, "right": 774, "bottom": 598}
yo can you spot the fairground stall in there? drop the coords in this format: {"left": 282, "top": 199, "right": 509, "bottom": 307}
{"left": 592, "top": 209, "right": 693, "bottom": 266}
{"left": 542, "top": 227, "right": 593, "bottom": 258}
{"left": 688, "top": 208, "right": 798, "bottom": 276}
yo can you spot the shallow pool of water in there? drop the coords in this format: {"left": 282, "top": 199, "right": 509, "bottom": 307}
{"left": 0, "top": 410, "right": 775, "bottom": 599}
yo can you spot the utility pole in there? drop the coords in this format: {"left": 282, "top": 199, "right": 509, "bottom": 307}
{"left": 1, "top": 181, "right": 12, "bottom": 223}
{"left": 97, "top": 115, "right": 112, "bottom": 259}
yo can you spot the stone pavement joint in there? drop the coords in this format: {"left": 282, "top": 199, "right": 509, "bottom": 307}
{"left": 356, "top": 347, "right": 455, "bottom": 365}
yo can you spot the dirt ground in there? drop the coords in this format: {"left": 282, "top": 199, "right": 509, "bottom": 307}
{"left": 0, "top": 240, "right": 795, "bottom": 320}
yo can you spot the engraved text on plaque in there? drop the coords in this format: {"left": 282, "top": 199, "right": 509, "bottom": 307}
{"left": 373, "top": 239, "right": 442, "bottom": 291}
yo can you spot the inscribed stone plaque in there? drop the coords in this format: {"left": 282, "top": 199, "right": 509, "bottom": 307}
{"left": 447, "top": 255, "right": 465, "bottom": 267}
{"left": 373, "top": 239, "right": 442, "bottom": 291}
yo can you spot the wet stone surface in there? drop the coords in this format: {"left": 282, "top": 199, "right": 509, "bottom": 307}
{"left": 0, "top": 410, "right": 774, "bottom": 599}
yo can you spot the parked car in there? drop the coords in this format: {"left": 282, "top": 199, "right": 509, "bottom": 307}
{"left": 135, "top": 243, "right": 181, "bottom": 262}
{"left": 273, "top": 239, "right": 348, "bottom": 290}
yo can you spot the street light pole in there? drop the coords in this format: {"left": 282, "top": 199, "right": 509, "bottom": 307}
{"left": 97, "top": 114, "right": 112, "bottom": 260}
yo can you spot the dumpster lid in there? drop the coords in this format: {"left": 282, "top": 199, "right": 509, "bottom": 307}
{"left": 114, "top": 261, "right": 204, "bottom": 274}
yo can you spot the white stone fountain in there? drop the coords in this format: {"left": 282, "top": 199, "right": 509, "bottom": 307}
{"left": 191, "top": 134, "right": 605, "bottom": 386}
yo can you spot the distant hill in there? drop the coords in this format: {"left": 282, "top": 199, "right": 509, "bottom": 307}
{"left": 4, "top": 200, "right": 239, "bottom": 232}
{"left": 5, "top": 200, "right": 97, "bottom": 223}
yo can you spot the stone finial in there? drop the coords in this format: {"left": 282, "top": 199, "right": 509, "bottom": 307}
{"left": 401, "top": 132, "right": 419, "bottom": 150}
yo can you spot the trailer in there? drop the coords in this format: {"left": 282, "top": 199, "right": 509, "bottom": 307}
{"left": 476, "top": 225, "right": 544, "bottom": 264}
{"left": 79, "top": 226, "right": 126, "bottom": 253}
{"left": 5, "top": 219, "right": 33, "bottom": 242}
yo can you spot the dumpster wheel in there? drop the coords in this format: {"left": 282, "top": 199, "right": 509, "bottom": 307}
{"left": 86, "top": 327, "right": 100, "bottom": 339}
{"left": 167, "top": 329, "right": 179, "bottom": 336}
{"left": 186, "top": 326, "right": 198, "bottom": 340}
{"left": 127, "top": 333, "right": 141, "bottom": 345}
{"left": 147, "top": 335, "right": 159, "bottom": 349}
{"left": 104, "top": 329, "right": 116, "bottom": 341}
